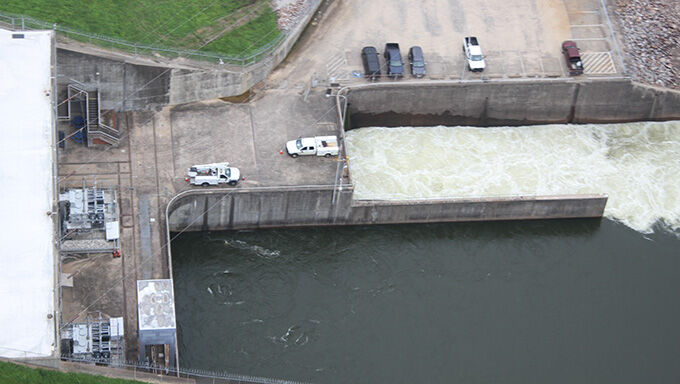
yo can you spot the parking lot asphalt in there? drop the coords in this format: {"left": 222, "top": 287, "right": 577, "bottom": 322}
{"left": 269, "top": 0, "right": 621, "bottom": 86}
{"left": 168, "top": 89, "right": 342, "bottom": 190}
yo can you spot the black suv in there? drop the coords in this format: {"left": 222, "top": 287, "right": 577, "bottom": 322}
{"left": 384, "top": 43, "right": 403, "bottom": 78}
{"left": 408, "top": 46, "right": 426, "bottom": 78}
{"left": 361, "top": 46, "right": 381, "bottom": 81}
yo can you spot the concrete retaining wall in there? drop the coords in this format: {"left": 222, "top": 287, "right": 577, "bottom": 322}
{"left": 167, "top": 187, "right": 607, "bottom": 231}
{"left": 57, "top": 48, "right": 171, "bottom": 111}
{"left": 168, "top": 186, "right": 354, "bottom": 231}
{"left": 573, "top": 80, "right": 680, "bottom": 122}
{"left": 347, "top": 79, "right": 680, "bottom": 128}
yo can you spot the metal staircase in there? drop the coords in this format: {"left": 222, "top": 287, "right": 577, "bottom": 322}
{"left": 64, "top": 83, "right": 120, "bottom": 146}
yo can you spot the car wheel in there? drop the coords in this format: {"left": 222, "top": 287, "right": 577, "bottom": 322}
{"left": 325, "top": 153, "right": 331, "bottom": 158}
{"left": 228, "top": 180, "right": 238, "bottom": 186}
{"left": 291, "top": 153, "right": 298, "bottom": 158}
{"left": 201, "top": 182, "right": 209, "bottom": 187}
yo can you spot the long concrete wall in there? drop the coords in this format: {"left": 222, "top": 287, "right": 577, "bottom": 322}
{"left": 168, "top": 186, "right": 354, "bottom": 231}
{"left": 167, "top": 186, "right": 607, "bottom": 231}
{"left": 347, "top": 79, "right": 680, "bottom": 128}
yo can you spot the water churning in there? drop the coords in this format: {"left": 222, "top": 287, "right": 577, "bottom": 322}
{"left": 344, "top": 121, "right": 680, "bottom": 233}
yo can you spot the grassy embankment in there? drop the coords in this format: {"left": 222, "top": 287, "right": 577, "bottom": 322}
{"left": 0, "top": 360, "right": 144, "bottom": 384}
{"left": 0, "top": 0, "right": 281, "bottom": 59}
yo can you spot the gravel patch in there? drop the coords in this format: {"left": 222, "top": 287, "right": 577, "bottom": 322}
{"left": 615, "top": 0, "right": 680, "bottom": 89}
{"left": 273, "top": 0, "right": 316, "bottom": 32}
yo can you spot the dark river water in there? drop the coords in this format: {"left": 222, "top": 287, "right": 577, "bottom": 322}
{"left": 172, "top": 219, "right": 680, "bottom": 383}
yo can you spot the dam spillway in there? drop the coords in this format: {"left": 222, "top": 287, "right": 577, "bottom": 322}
{"left": 344, "top": 121, "right": 680, "bottom": 233}
{"left": 167, "top": 79, "right": 680, "bottom": 232}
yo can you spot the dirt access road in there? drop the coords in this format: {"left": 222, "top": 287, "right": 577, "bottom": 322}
{"left": 269, "top": 0, "right": 615, "bottom": 85}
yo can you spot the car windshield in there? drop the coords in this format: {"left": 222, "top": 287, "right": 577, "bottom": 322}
{"left": 390, "top": 60, "right": 401, "bottom": 66}
{"left": 225, "top": 168, "right": 231, "bottom": 178}
{"left": 413, "top": 61, "right": 424, "bottom": 67}
{"left": 471, "top": 55, "right": 483, "bottom": 61}
{"left": 296, "top": 139, "right": 302, "bottom": 149}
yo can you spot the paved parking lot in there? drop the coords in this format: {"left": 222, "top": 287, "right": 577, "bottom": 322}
{"left": 269, "top": 0, "right": 623, "bottom": 86}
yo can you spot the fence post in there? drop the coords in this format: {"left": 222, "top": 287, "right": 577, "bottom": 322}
{"left": 11, "top": 17, "right": 14, "bottom": 29}
{"left": 21, "top": 16, "right": 24, "bottom": 30}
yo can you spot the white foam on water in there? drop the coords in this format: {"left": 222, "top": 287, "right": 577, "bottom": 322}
{"left": 224, "top": 239, "right": 281, "bottom": 258}
{"left": 344, "top": 121, "right": 680, "bottom": 234}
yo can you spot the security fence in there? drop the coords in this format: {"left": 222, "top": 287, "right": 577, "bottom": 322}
{"left": 3, "top": 349, "right": 311, "bottom": 384}
{"left": 0, "top": 11, "right": 287, "bottom": 67}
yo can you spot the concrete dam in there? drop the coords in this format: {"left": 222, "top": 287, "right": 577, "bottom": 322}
{"left": 167, "top": 79, "right": 680, "bottom": 232}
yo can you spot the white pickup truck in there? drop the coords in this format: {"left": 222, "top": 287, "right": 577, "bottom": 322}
{"left": 286, "top": 136, "right": 339, "bottom": 158}
{"left": 185, "top": 162, "right": 240, "bottom": 186}
{"left": 463, "top": 36, "right": 486, "bottom": 72}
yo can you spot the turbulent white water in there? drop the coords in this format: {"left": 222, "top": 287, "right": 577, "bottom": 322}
{"left": 344, "top": 121, "right": 680, "bottom": 233}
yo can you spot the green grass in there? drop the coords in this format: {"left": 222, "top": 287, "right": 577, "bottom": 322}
{"left": 0, "top": 0, "right": 282, "bottom": 58}
{"left": 0, "top": 360, "right": 144, "bottom": 384}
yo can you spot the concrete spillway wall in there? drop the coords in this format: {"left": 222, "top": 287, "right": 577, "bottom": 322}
{"left": 347, "top": 79, "right": 680, "bottom": 128}
{"left": 167, "top": 186, "right": 607, "bottom": 231}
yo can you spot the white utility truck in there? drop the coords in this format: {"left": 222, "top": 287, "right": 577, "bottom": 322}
{"left": 185, "top": 162, "right": 240, "bottom": 186}
{"left": 286, "top": 136, "right": 339, "bottom": 158}
{"left": 463, "top": 36, "right": 486, "bottom": 72}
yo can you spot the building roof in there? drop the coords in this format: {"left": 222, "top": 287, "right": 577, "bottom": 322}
{"left": 137, "top": 280, "right": 177, "bottom": 331}
{"left": 0, "top": 28, "right": 56, "bottom": 358}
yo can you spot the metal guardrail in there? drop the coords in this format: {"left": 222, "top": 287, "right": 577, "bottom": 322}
{"left": 59, "top": 355, "right": 312, "bottom": 384}
{"left": 88, "top": 129, "right": 120, "bottom": 146}
{"left": 0, "top": 11, "right": 287, "bottom": 67}
{"left": 1, "top": 349, "right": 312, "bottom": 384}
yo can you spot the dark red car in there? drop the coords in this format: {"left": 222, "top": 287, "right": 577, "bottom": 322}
{"left": 562, "top": 41, "right": 583, "bottom": 75}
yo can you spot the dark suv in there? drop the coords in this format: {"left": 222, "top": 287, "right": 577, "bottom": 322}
{"left": 408, "top": 46, "right": 426, "bottom": 78}
{"left": 361, "top": 46, "right": 381, "bottom": 81}
{"left": 384, "top": 43, "right": 403, "bottom": 78}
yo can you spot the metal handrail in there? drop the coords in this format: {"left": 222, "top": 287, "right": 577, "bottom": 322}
{"left": 95, "top": 122, "right": 119, "bottom": 136}
{"left": 87, "top": 129, "right": 119, "bottom": 144}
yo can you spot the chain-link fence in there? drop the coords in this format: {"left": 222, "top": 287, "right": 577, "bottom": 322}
{"left": 4, "top": 349, "right": 312, "bottom": 384}
{"left": 0, "top": 11, "right": 286, "bottom": 67}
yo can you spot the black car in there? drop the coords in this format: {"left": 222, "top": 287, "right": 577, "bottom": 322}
{"left": 384, "top": 43, "right": 404, "bottom": 78}
{"left": 408, "top": 46, "right": 426, "bottom": 78}
{"left": 361, "top": 46, "right": 381, "bottom": 81}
